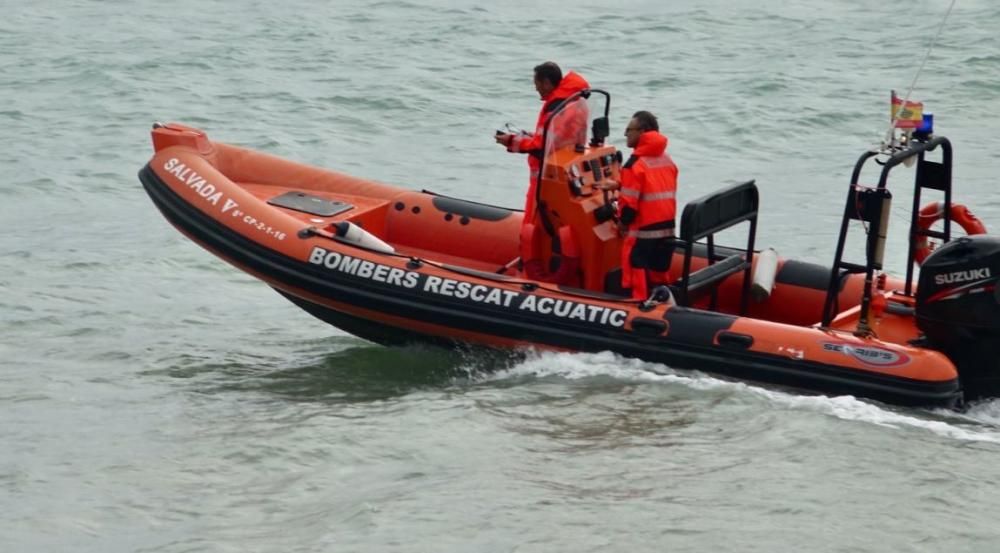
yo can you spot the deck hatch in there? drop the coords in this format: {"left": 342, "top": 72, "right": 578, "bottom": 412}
{"left": 268, "top": 191, "right": 354, "bottom": 217}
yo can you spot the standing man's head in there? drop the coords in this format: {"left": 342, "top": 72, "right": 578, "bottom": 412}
{"left": 533, "top": 62, "right": 562, "bottom": 100}
{"left": 625, "top": 110, "right": 659, "bottom": 148}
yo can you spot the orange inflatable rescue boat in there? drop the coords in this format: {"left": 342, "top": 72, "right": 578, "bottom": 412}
{"left": 139, "top": 90, "right": 999, "bottom": 408}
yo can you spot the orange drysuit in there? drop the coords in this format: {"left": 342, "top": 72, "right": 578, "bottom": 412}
{"left": 618, "top": 130, "right": 678, "bottom": 300}
{"left": 505, "top": 71, "right": 590, "bottom": 222}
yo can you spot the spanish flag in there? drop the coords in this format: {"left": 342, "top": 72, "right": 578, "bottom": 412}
{"left": 891, "top": 90, "right": 924, "bottom": 129}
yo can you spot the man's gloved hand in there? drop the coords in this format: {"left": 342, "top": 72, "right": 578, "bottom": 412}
{"left": 495, "top": 132, "right": 514, "bottom": 147}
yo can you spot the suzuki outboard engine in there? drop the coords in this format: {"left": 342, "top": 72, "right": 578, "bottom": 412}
{"left": 916, "top": 235, "right": 1000, "bottom": 400}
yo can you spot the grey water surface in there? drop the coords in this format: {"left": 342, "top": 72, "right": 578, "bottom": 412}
{"left": 3, "top": 1, "right": 1000, "bottom": 551}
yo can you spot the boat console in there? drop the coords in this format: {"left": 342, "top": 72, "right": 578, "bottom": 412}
{"left": 529, "top": 90, "right": 759, "bottom": 311}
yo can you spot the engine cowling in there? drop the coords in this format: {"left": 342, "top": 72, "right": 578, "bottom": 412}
{"left": 916, "top": 235, "right": 1000, "bottom": 400}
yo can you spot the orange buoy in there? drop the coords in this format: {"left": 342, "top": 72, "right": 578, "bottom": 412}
{"left": 914, "top": 201, "right": 987, "bottom": 264}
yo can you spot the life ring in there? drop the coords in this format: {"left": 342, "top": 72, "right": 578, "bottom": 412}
{"left": 914, "top": 201, "right": 987, "bottom": 264}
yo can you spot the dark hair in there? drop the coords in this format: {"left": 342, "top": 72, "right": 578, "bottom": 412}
{"left": 533, "top": 62, "right": 563, "bottom": 87}
{"left": 631, "top": 110, "right": 659, "bottom": 132}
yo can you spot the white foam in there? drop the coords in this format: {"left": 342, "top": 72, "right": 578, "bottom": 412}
{"left": 494, "top": 350, "right": 739, "bottom": 392}
{"left": 938, "top": 399, "right": 1000, "bottom": 427}
{"left": 489, "top": 350, "right": 1000, "bottom": 444}
{"left": 776, "top": 393, "right": 1000, "bottom": 443}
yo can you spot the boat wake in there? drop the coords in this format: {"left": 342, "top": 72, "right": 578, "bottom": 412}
{"left": 487, "top": 350, "right": 1000, "bottom": 444}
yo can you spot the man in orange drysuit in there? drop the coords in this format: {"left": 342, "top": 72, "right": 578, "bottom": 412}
{"left": 617, "top": 110, "right": 678, "bottom": 300}
{"left": 495, "top": 61, "right": 590, "bottom": 223}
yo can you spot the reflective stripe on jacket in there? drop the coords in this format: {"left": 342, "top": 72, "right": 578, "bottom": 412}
{"left": 627, "top": 227, "right": 675, "bottom": 239}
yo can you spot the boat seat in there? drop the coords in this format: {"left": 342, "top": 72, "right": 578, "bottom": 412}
{"left": 673, "top": 253, "right": 747, "bottom": 304}
{"left": 670, "top": 180, "right": 758, "bottom": 312}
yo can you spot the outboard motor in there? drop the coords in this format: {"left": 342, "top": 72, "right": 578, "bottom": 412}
{"left": 915, "top": 235, "right": 1000, "bottom": 400}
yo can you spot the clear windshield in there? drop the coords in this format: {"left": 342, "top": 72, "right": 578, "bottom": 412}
{"left": 542, "top": 96, "right": 591, "bottom": 162}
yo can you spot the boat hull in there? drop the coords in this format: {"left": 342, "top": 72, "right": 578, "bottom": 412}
{"left": 139, "top": 160, "right": 962, "bottom": 408}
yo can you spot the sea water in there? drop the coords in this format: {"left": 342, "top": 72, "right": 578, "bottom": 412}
{"left": 2, "top": 1, "right": 1000, "bottom": 551}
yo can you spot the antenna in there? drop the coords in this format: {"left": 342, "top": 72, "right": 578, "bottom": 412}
{"left": 883, "top": 0, "right": 958, "bottom": 149}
